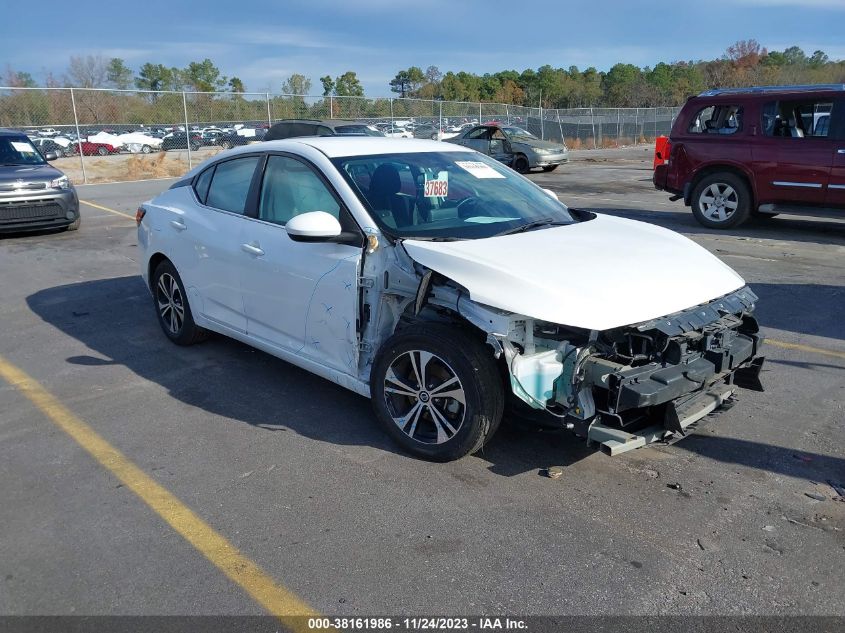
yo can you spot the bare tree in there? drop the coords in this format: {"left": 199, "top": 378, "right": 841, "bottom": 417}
{"left": 66, "top": 55, "right": 108, "bottom": 88}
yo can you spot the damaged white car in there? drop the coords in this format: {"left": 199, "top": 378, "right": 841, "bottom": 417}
{"left": 137, "top": 138, "right": 764, "bottom": 461}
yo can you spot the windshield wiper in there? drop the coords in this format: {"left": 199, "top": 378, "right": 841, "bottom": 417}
{"left": 494, "top": 218, "right": 569, "bottom": 236}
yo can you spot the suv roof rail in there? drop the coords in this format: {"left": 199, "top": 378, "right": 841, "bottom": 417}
{"left": 698, "top": 84, "right": 845, "bottom": 97}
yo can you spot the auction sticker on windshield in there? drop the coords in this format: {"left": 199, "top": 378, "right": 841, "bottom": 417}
{"left": 11, "top": 142, "right": 37, "bottom": 153}
{"left": 424, "top": 177, "right": 449, "bottom": 197}
{"left": 455, "top": 160, "right": 505, "bottom": 179}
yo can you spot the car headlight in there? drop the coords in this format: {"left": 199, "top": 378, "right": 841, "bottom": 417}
{"left": 534, "top": 147, "right": 558, "bottom": 155}
{"left": 50, "top": 175, "right": 70, "bottom": 190}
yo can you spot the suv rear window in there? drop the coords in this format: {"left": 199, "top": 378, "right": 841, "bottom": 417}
{"left": 763, "top": 100, "right": 834, "bottom": 138}
{"left": 687, "top": 105, "right": 743, "bottom": 135}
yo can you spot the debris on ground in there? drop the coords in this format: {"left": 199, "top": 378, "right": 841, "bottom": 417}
{"left": 805, "top": 492, "right": 827, "bottom": 502}
{"left": 542, "top": 467, "right": 563, "bottom": 480}
{"left": 667, "top": 483, "right": 683, "bottom": 491}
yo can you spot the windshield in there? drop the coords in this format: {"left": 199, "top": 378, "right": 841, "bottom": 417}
{"left": 0, "top": 137, "right": 47, "bottom": 165}
{"left": 502, "top": 126, "right": 537, "bottom": 140}
{"left": 332, "top": 151, "right": 575, "bottom": 240}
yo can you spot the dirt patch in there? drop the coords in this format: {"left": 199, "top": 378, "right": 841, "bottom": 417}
{"left": 53, "top": 147, "right": 222, "bottom": 184}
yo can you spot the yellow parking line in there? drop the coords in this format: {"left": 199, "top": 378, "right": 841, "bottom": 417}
{"left": 80, "top": 199, "right": 136, "bottom": 221}
{"left": 0, "top": 354, "right": 318, "bottom": 628}
{"left": 765, "top": 339, "right": 845, "bottom": 361}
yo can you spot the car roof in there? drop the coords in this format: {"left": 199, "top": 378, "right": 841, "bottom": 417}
{"left": 273, "top": 136, "right": 467, "bottom": 157}
{"left": 216, "top": 137, "right": 468, "bottom": 159}
{"left": 0, "top": 128, "right": 29, "bottom": 138}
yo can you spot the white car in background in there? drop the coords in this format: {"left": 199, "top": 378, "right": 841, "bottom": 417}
{"left": 137, "top": 138, "right": 764, "bottom": 461}
{"left": 383, "top": 127, "right": 413, "bottom": 138}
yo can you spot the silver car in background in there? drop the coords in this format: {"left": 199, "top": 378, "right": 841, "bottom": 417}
{"left": 448, "top": 124, "right": 569, "bottom": 173}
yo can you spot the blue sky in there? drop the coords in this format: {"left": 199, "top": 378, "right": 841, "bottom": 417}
{"left": 4, "top": 0, "right": 844, "bottom": 95}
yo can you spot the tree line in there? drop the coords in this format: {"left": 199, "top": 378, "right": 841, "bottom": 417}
{"left": 4, "top": 40, "right": 844, "bottom": 107}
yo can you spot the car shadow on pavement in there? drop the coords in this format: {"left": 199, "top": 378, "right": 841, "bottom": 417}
{"left": 674, "top": 434, "right": 845, "bottom": 489}
{"left": 579, "top": 207, "right": 845, "bottom": 247}
{"left": 25, "top": 275, "right": 597, "bottom": 469}
{"left": 751, "top": 283, "right": 845, "bottom": 342}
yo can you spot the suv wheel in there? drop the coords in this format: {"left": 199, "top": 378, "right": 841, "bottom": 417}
{"left": 371, "top": 324, "right": 504, "bottom": 462}
{"left": 152, "top": 260, "right": 210, "bottom": 346}
{"left": 691, "top": 173, "right": 751, "bottom": 229}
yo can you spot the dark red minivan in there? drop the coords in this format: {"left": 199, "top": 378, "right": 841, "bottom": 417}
{"left": 654, "top": 84, "right": 845, "bottom": 228}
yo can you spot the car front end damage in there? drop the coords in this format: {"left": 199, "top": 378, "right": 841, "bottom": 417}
{"left": 407, "top": 275, "right": 764, "bottom": 455}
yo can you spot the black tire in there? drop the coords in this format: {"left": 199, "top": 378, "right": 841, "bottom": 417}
{"left": 371, "top": 324, "right": 504, "bottom": 461}
{"left": 541, "top": 164, "right": 559, "bottom": 172}
{"left": 141, "top": 144, "right": 151, "bottom": 154}
{"left": 220, "top": 140, "right": 232, "bottom": 150}
{"left": 151, "top": 260, "right": 209, "bottom": 346}
{"left": 513, "top": 154, "right": 530, "bottom": 174}
{"left": 430, "top": 133, "right": 438, "bottom": 140}
{"left": 691, "top": 172, "right": 751, "bottom": 229}
{"left": 190, "top": 143, "right": 201, "bottom": 152}
{"left": 64, "top": 214, "right": 81, "bottom": 232}
{"left": 97, "top": 146, "right": 108, "bottom": 156}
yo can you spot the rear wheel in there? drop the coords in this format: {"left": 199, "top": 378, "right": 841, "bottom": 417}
{"left": 151, "top": 260, "right": 209, "bottom": 346}
{"left": 141, "top": 144, "right": 151, "bottom": 154}
{"left": 691, "top": 172, "right": 751, "bottom": 229}
{"left": 371, "top": 324, "right": 504, "bottom": 461}
{"left": 97, "top": 146, "right": 108, "bottom": 156}
{"left": 513, "top": 154, "right": 530, "bottom": 174}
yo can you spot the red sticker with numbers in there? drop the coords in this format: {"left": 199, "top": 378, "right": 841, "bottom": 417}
{"left": 424, "top": 178, "right": 448, "bottom": 197}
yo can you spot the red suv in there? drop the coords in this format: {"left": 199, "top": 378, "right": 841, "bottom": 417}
{"left": 654, "top": 84, "right": 844, "bottom": 228}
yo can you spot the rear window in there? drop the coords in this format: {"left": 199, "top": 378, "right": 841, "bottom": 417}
{"left": 205, "top": 156, "right": 260, "bottom": 214}
{"left": 687, "top": 104, "right": 743, "bottom": 135}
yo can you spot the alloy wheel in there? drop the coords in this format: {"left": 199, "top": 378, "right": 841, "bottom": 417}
{"left": 156, "top": 273, "right": 185, "bottom": 336}
{"left": 698, "top": 182, "right": 738, "bottom": 223}
{"left": 383, "top": 350, "right": 466, "bottom": 445}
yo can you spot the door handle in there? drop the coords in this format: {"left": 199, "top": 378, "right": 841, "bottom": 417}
{"left": 169, "top": 219, "right": 187, "bottom": 231}
{"left": 241, "top": 243, "right": 265, "bottom": 256}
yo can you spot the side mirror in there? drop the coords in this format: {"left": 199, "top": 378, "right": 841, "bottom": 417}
{"left": 542, "top": 188, "right": 559, "bottom": 200}
{"left": 286, "top": 211, "right": 343, "bottom": 242}
{"left": 44, "top": 151, "right": 58, "bottom": 161}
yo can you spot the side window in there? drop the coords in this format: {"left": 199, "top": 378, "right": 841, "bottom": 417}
{"left": 258, "top": 155, "right": 341, "bottom": 226}
{"left": 687, "top": 105, "right": 742, "bottom": 134}
{"left": 764, "top": 100, "right": 833, "bottom": 138}
{"left": 205, "top": 156, "right": 260, "bottom": 214}
{"left": 468, "top": 127, "right": 489, "bottom": 140}
{"left": 193, "top": 166, "right": 214, "bottom": 204}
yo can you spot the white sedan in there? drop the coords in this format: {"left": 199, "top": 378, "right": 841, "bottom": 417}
{"left": 138, "top": 138, "right": 764, "bottom": 461}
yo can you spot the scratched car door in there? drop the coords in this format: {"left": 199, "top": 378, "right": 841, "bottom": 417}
{"left": 239, "top": 154, "right": 363, "bottom": 373}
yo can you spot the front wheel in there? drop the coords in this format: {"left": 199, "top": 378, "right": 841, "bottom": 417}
{"left": 151, "top": 260, "right": 209, "bottom": 346}
{"left": 371, "top": 324, "right": 504, "bottom": 461}
{"left": 97, "top": 146, "right": 108, "bottom": 156}
{"left": 691, "top": 173, "right": 751, "bottom": 229}
{"left": 513, "top": 154, "right": 530, "bottom": 174}
{"left": 141, "top": 144, "right": 151, "bottom": 154}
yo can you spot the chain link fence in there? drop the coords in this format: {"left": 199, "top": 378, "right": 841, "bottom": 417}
{"left": 0, "top": 87, "right": 681, "bottom": 183}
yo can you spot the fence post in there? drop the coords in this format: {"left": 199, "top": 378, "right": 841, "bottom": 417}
{"left": 590, "top": 107, "right": 597, "bottom": 149}
{"left": 389, "top": 98, "right": 394, "bottom": 126}
{"left": 479, "top": 102, "right": 482, "bottom": 123}
{"left": 182, "top": 91, "right": 192, "bottom": 170}
{"left": 557, "top": 109, "right": 563, "bottom": 145}
{"left": 265, "top": 93, "right": 272, "bottom": 127}
{"left": 438, "top": 100, "right": 442, "bottom": 139}
{"left": 69, "top": 88, "right": 87, "bottom": 184}
{"left": 616, "top": 109, "right": 621, "bottom": 147}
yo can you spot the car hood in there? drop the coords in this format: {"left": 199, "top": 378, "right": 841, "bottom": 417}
{"left": 512, "top": 138, "right": 567, "bottom": 152}
{"left": 0, "top": 163, "right": 62, "bottom": 185}
{"left": 402, "top": 214, "right": 745, "bottom": 331}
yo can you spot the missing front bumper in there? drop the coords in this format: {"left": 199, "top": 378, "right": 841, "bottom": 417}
{"left": 587, "top": 382, "right": 740, "bottom": 456}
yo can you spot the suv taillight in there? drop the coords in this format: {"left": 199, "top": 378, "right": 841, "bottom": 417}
{"left": 136, "top": 207, "right": 146, "bottom": 226}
